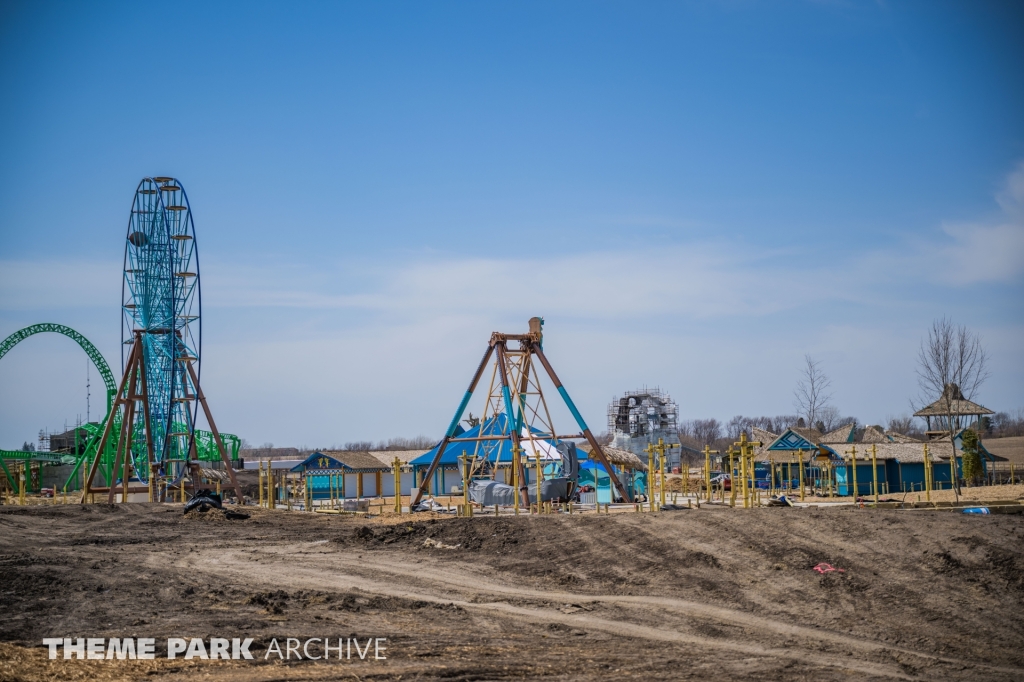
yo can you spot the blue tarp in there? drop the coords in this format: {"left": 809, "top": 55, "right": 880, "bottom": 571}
{"left": 410, "top": 413, "right": 561, "bottom": 468}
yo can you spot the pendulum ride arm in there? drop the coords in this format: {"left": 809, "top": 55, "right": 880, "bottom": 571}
{"left": 412, "top": 345, "right": 494, "bottom": 507}
{"left": 185, "top": 362, "right": 245, "bottom": 504}
{"left": 532, "top": 345, "right": 632, "bottom": 503}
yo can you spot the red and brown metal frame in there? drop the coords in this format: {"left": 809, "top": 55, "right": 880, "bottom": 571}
{"left": 413, "top": 323, "right": 632, "bottom": 506}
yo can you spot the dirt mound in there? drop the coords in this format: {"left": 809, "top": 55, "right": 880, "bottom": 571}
{"left": 3, "top": 504, "right": 1024, "bottom": 680}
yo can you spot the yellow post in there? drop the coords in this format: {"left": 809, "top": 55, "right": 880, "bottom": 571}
{"left": 512, "top": 444, "right": 520, "bottom": 516}
{"left": 703, "top": 445, "right": 713, "bottom": 502}
{"left": 394, "top": 457, "right": 402, "bottom": 514}
{"left": 534, "top": 448, "right": 543, "bottom": 514}
{"left": 459, "top": 455, "right": 471, "bottom": 518}
{"left": 740, "top": 449, "right": 749, "bottom": 508}
{"left": 653, "top": 438, "right": 676, "bottom": 510}
{"left": 728, "top": 448, "right": 737, "bottom": 508}
{"left": 269, "top": 468, "right": 276, "bottom": 509}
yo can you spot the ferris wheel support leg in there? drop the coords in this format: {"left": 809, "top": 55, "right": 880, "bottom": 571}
{"left": 135, "top": 331, "right": 156, "bottom": 498}
{"left": 83, "top": 340, "right": 140, "bottom": 501}
{"left": 109, "top": 357, "right": 140, "bottom": 504}
{"left": 185, "top": 362, "right": 244, "bottom": 504}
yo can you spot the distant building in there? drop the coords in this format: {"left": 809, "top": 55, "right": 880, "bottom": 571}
{"left": 607, "top": 388, "right": 684, "bottom": 468}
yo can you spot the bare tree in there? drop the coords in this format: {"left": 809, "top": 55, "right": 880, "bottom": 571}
{"left": 794, "top": 355, "right": 833, "bottom": 428}
{"left": 886, "top": 414, "right": 916, "bottom": 436}
{"left": 817, "top": 405, "right": 842, "bottom": 433}
{"left": 691, "top": 419, "right": 722, "bottom": 447}
{"left": 915, "top": 318, "right": 989, "bottom": 487}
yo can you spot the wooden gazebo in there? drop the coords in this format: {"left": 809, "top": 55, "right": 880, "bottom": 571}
{"left": 914, "top": 383, "right": 993, "bottom": 440}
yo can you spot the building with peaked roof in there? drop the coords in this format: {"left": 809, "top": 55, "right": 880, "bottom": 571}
{"left": 914, "top": 383, "right": 994, "bottom": 439}
{"left": 291, "top": 450, "right": 398, "bottom": 500}
{"left": 745, "top": 422, "right": 1003, "bottom": 495}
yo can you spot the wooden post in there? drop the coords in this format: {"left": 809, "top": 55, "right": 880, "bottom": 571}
{"left": 798, "top": 450, "right": 805, "bottom": 501}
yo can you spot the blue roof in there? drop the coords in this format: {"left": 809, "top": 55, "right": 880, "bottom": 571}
{"left": 291, "top": 451, "right": 346, "bottom": 472}
{"left": 410, "top": 413, "right": 559, "bottom": 468}
{"left": 766, "top": 429, "right": 820, "bottom": 452}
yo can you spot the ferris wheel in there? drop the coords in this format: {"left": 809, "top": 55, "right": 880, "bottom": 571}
{"left": 121, "top": 177, "right": 201, "bottom": 480}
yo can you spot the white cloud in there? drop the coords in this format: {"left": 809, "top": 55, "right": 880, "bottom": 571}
{"left": 2, "top": 165, "right": 1023, "bottom": 447}
{"left": 855, "top": 162, "right": 1024, "bottom": 287}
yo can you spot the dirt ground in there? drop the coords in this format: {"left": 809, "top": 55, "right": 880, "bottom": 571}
{"left": 2, "top": 503, "right": 1023, "bottom": 681}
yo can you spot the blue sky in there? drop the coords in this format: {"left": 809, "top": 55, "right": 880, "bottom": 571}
{"left": 1, "top": 1, "right": 1022, "bottom": 448}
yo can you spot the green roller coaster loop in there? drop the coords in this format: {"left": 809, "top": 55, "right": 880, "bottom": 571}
{"left": 0, "top": 323, "right": 242, "bottom": 494}
{"left": 0, "top": 323, "right": 117, "bottom": 406}
{"left": 0, "top": 324, "right": 117, "bottom": 490}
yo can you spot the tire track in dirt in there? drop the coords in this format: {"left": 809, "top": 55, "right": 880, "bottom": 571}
{"left": 282, "top": 548, "right": 1024, "bottom": 675}
{"left": 165, "top": 546, "right": 1015, "bottom": 682}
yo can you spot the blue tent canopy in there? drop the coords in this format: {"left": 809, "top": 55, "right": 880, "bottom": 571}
{"left": 410, "top": 413, "right": 562, "bottom": 468}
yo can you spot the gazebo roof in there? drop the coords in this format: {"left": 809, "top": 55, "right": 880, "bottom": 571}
{"left": 914, "top": 384, "right": 993, "bottom": 417}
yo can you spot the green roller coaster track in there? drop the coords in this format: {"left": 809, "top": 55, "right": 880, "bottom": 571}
{"left": 0, "top": 324, "right": 240, "bottom": 493}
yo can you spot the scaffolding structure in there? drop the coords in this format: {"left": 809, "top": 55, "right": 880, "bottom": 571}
{"left": 608, "top": 387, "right": 681, "bottom": 463}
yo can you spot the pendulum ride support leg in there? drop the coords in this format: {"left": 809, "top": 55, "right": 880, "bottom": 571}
{"left": 532, "top": 345, "right": 632, "bottom": 503}
{"left": 185, "top": 362, "right": 245, "bottom": 504}
{"left": 412, "top": 345, "right": 494, "bottom": 507}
